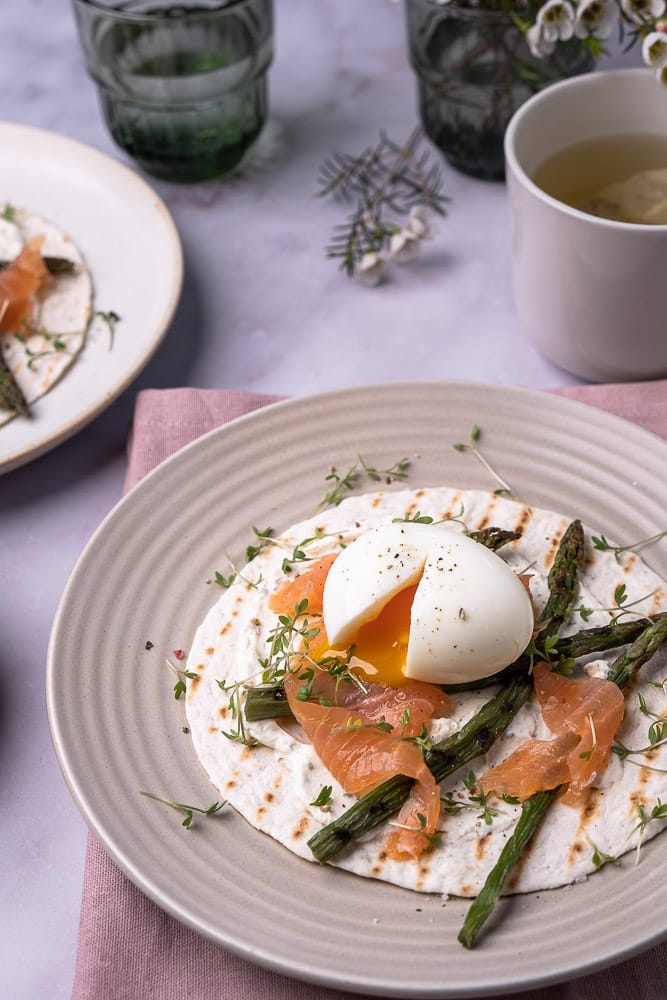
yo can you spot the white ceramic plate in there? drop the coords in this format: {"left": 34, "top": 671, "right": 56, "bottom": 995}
{"left": 47, "top": 383, "right": 667, "bottom": 997}
{"left": 0, "top": 122, "right": 182, "bottom": 474}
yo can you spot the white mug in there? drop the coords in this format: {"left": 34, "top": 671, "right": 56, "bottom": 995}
{"left": 505, "top": 68, "right": 667, "bottom": 382}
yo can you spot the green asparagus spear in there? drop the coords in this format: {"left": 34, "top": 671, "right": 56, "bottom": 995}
{"left": 244, "top": 684, "right": 293, "bottom": 722}
{"left": 458, "top": 614, "right": 667, "bottom": 949}
{"left": 607, "top": 614, "right": 667, "bottom": 687}
{"left": 468, "top": 527, "right": 521, "bottom": 550}
{"left": 0, "top": 349, "right": 28, "bottom": 416}
{"left": 458, "top": 789, "right": 555, "bottom": 948}
{"left": 557, "top": 612, "right": 667, "bottom": 661}
{"left": 307, "top": 520, "right": 585, "bottom": 863}
{"left": 245, "top": 611, "right": 667, "bottom": 721}
{"left": 308, "top": 672, "right": 534, "bottom": 862}
{"left": 539, "top": 519, "right": 585, "bottom": 639}
{"left": 0, "top": 255, "right": 76, "bottom": 276}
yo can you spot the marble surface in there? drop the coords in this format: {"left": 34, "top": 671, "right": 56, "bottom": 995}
{"left": 0, "top": 2, "right": 638, "bottom": 997}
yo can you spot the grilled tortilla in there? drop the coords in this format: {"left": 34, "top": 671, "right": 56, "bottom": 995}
{"left": 185, "top": 487, "right": 667, "bottom": 897}
{"left": 0, "top": 205, "right": 92, "bottom": 424}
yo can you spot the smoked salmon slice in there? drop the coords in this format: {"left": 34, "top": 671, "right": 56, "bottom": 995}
{"left": 480, "top": 662, "right": 625, "bottom": 806}
{"left": 273, "top": 546, "right": 448, "bottom": 859}
{"left": 269, "top": 553, "right": 338, "bottom": 617}
{"left": 284, "top": 665, "right": 448, "bottom": 859}
{"left": 0, "top": 236, "right": 50, "bottom": 334}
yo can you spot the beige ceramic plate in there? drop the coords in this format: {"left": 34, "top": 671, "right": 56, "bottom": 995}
{"left": 47, "top": 382, "right": 667, "bottom": 997}
{"left": 0, "top": 122, "right": 182, "bottom": 474}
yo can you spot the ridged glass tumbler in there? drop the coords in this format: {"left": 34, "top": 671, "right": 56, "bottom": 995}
{"left": 72, "top": 0, "right": 274, "bottom": 182}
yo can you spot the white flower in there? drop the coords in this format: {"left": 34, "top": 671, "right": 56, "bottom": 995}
{"left": 527, "top": 22, "right": 557, "bottom": 57}
{"left": 535, "top": 0, "right": 576, "bottom": 42}
{"left": 356, "top": 252, "right": 386, "bottom": 286}
{"left": 407, "top": 204, "right": 435, "bottom": 240}
{"left": 621, "top": 0, "right": 665, "bottom": 24}
{"left": 574, "top": 0, "right": 617, "bottom": 38}
{"left": 388, "top": 229, "right": 420, "bottom": 264}
{"left": 643, "top": 30, "right": 667, "bottom": 67}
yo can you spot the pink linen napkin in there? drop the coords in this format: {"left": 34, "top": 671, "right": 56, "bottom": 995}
{"left": 73, "top": 381, "right": 667, "bottom": 1000}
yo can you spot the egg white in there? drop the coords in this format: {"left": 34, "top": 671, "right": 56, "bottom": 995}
{"left": 323, "top": 521, "right": 534, "bottom": 685}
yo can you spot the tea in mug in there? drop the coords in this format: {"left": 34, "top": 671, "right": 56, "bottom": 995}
{"left": 532, "top": 132, "right": 667, "bottom": 224}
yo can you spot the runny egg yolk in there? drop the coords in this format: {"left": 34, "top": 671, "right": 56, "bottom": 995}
{"left": 339, "top": 585, "right": 417, "bottom": 688}
{"left": 349, "top": 584, "right": 417, "bottom": 687}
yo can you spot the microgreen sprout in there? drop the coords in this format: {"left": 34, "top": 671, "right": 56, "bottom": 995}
{"left": 310, "top": 785, "right": 333, "bottom": 809}
{"left": 592, "top": 529, "right": 667, "bottom": 564}
{"left": 612, "top": 695, "right": 667, "bottom": 772}
{"left": 452, "top": 425, "right": 519, "bottom": 502}
{"left": 215, "top": 526, "right": 275, "bottom": 589}
{"left": 214, "top": 563, "right": 264, "bottom": 590}
{"left": 389, "top": 812, "right": 442, "bottom": 850}
{"left": 524, "top": 633, "right": 574, "bottom": 675}
{"left": 165, "top": 656, "right": 197, "bottom": 700}
{"left": 632, "top": 798, "right": 667, "bottom": 864}
{"left": 583, "top": 833, "right": 621, "bottom": 870}
{"left": 95, "top": 309, "right": 121, "bottom": 350}
{"left": 15, "top": 325, "right": 71, "bottom": 370}
{"left": 334, "top": 715, "right": 395, "bottom": 735}
{"left": 577, "top": 584, "right": 660, "bottom": 624}
{"left": 140, "top": 791, "right": 226, "bottom": 829}
{"left": 578, "top": 713, "right": 598, "bottom": 761}
{"left": 392, "top": 503, "right": 468, "bottom": 532}
{"left": 393, "top": 510, "right": 436, "bottom": 524}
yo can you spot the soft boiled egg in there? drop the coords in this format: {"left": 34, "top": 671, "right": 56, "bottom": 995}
{"left": 322, "top": 521, "right": 533, "bottom": 686}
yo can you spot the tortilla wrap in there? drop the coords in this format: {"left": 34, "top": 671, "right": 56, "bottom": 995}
{"left": 185, "top": 487, "right": 667, "bottom": 897}
{"left": 0, "top": 205, "right": 92, "bottom": 425}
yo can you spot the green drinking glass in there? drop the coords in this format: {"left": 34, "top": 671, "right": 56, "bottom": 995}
{"left": 71, "top": 0, "right": 274, "bottom": 182}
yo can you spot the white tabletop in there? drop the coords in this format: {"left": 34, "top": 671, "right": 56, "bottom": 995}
{"left": 1, "top": 2, "right": 634, "bottom": 997}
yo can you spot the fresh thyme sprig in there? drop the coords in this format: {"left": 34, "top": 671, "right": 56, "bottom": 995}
{"left": 258, "top": 598, "right": 321, "bottom": 683}
{"left": 441, "top": 781, "right": 517, "bottom": 821}
{"left": 213, "top": 526, "right": 274, "bottom": 588}
{"left": 321, "top": 453, "right": 410, "bottom": 507}
{"left": 462, "top": 771, "right": 503, "bottom": 825}
{"left": 280, "top": 530, "right": 331, "bottom": 574}
{"left": 452, "top": 425, "right": 519, "bottom": 502}
{"left": 140, "top": 791, "right": 226, "bottom": 829}
{"left": 318, "top": 128, "right": 448, "bottom": 280}
{"left": 217, "top": 677, "right": 259, "bottom": 747}
{"left": 217, "top": 526, "right": 343, "bottom": 583}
